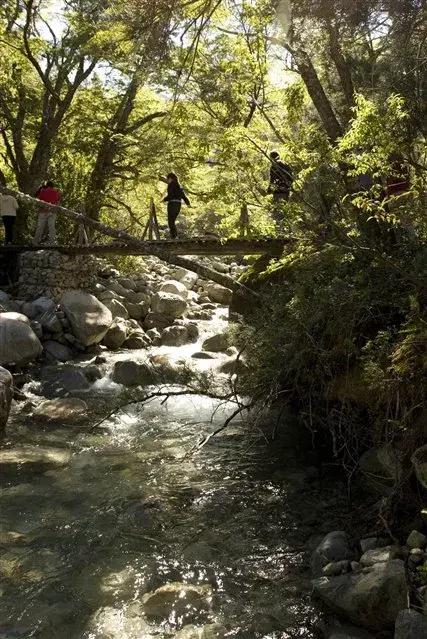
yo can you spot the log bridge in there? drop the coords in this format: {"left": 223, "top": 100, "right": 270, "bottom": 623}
{"left": 0, "top": 187, "right": 290, "bottom": 297}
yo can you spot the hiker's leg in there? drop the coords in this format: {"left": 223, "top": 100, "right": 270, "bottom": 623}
{"left": 168, "top": 202, "right": 181, "bottom": 239}
{"left": 34, "top": 214, "right": 47, "bottom": 244}
{"left": 2, "top": 216, "right": 15, "bottom": 244}
{"left": 47, "top": 213, "right": 56, "bottom": 244}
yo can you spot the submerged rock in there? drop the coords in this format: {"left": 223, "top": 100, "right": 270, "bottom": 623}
{"left": 0, "top": 445, "right": 70, "bottom": 473}
{"left": 83, "top": 603, "right": 157, "bottom": 639}
{"left": 141, "top": 582, "right": 212, "bottom": 620}
{"left": 0, "top": 366, "right": 13, "bottom": 432}
{"left": 312, "top": 559, "right": 408, "bottom": 630}
{"left": 60, "top": 291, "right": 112, "bottom": 346}
{"left": 0, "top": 315, "right": 43, "bottom": 367}
{"left": 32, "top": 398, "right": 88, "bottom": 423}
{"left": 312, "top": 532, "right": 357, "bottom": 578}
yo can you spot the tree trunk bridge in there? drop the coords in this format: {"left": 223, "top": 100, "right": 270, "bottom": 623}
{"left": 1, "top": 187, "right": 289, "bottom": 298}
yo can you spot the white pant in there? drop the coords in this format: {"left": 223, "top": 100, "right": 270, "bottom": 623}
{"left": 34, "top": 213, "right": 56, "bottom": 244}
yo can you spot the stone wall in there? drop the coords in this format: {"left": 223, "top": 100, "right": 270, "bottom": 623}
{"left": 18, "top": 251, "right": 98, "bottom": 301}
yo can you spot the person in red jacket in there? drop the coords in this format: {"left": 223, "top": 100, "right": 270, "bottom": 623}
{"left": 34, "top": 181, "right": 61, "bottom": 244}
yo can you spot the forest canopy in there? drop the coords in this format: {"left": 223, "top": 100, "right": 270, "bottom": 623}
{"left": 0, "top": 0, "right": 425, "bottom": 240}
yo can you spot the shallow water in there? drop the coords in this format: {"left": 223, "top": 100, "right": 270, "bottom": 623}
{"left": 0, "top": 316, "right": 349, "bottom": 639}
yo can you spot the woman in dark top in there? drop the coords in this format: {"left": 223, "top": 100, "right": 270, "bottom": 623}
{"left": 163, "top": 172, "right": 190, "bottom": 239}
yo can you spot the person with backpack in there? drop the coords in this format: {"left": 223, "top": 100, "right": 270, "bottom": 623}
{"left": 34, "top": 181, "right": 61, "bottom": 244}
{"left": 163, "top": 172, "right": 190, "bottom": 239}
{"left": 268, "top": 151, "right": 294, "bottom": 231}
{"left": 0, "top": 187, "right": 19, "bottom": 245}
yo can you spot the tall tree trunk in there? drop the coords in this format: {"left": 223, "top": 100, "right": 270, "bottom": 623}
{"left": 328, "top": 27, "right": 356, "bottom": 120}
{"left": 286, "top": 45, "right": 343, "bottom": 142}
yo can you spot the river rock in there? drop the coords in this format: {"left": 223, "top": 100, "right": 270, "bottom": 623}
{"left": 159, "top": 280, "right": 189, "bottom": 301}
{"left": 0, "top": 366, "right": 13, "bottom": 432}
{"left": 359, "top": 546, "right": 403, "bottom": 567}
{"left": 84, "top": 604, "right": 157, "bottom": 639}
{"left": 202, "top": 333, "right": 230, "bottom": 353}
{"left": 206, "top": 284, "right": 232, "bottom": 305}
{"left": 406, "top": 530, "right": 427, "bottom": 549}
{"left": 219, "top": 357, "right": 248, "bottom": 375}
{"left": 171, "top": 268, "right": 198, "bottom": 290}
{"left": 312, "top": 532, "right": 357, "bottom": 577}
{"left": 312, "top": 559, "right": 408, "bottom": 630}
{"left": 0, "top": 290, "right": 18, "bottom": 311}
{"left": 118, "top": 277, "right": 137, "bottom": 291}
{"left": 111, "top": 360, "right": 157, "bottom": 387}
{"left": 412, "top": 444, "right": 427, "bottom": 489}
{"left": 124, "top": 331, "right": 150, "bottom": 349}
{"left": 151, "top": 291, "right": 187, "bottom": 319}
{"left": 1, "top": 311, "right": 30, "bottom": 325}
{"left": 160, "top": 325, "right": 189, "bottom": 346}
{"left": 125, "top": 301, "right": 148, "bottom": 321}
{"left": 192, "top": 352, "right": 217, "bottom": 359}
{"left": 106, "top": 280, "right": 130, "bottom": 298}
{"left": 174, "top": 624, "right": 227, "bottom": 639}
{"left": 44, "top": 340, "right": 73, "bottom": 362}
{"left": 0, "top": 315, "right": 43, "bottom": 366}
{"left": 143, "top": 311, "right": 175, "bottom": 331}
{"left": 103, "top": 298, "right": 129, "bottom": 320}
{"left": 141, "top": 582, "right": 212, "bottom": 620}
{"left": 32, "top": 398, "right": 88, "bottom": 423}
{"left": 42, "top": 312, "right": 62, "bottom": 333}
{"left": 359, "top": 444, "right": 402, "bottom": 495}
{"left": 394, "top": 609, "right": 427, "bottom": 639}
{"left": 56, "top": 368, "right": 91, "bottom": 392}
{"left": 103, "top": 319, "right": 127, "bottom": 350}
{"left": 0, "top": 445, "right": 70, "bottom": 473}
{"left": 60, "top": 291, "right": 112, "bottom": 346}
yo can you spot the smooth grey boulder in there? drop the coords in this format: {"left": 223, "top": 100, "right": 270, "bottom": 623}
{"left": 1, "top": 311, "right": 30, "bottom": 325}
{"left": 160, "top": 325, "right": 189, "bottom": 347}
{"left": 111, "top": 360, "right": 157, "bottom": 387}
{"left": 103, "top": 319, "right": 127, "bottom": 350}
{"left": 60, "top": 291, "right": 112, "bottom": 346}
{"left": 0, "top": 366, "right": 13, "bottom": 432}
{"left": 312, "top": 532, "right": 357, "bottom": 577}
{"left": 103, "top": 298, "right": 129, "bottom": 320}
{"left": 312, "top": 559, "right": 408, "bottom": 630}
{"left": 170, "top": 267, "right": 198, "bottom": 290}
{"left": 32, "top": 398, "right": 88, "bottom": 423}
{"left": 202, "top": 333, "right": 230, "bottom": 353}
{"left": 44, "top": 340, "right": 73, "bottom": 362}
{"left": 0, "top": 315, "right": 43, "bottom": 366}
{"left": 124, "top": 331, "right": 150, "bottom": 349}
{"left": 158, "top": 280, "right": 189, "bottom": 301}
{"left": 394, "top": 609, "right": 427, "bottom": 639}
{"left": 151, "top": 291, "right": 187, "bottom": 319}
{"left": 206, "top": 283, "right": 232, "bottom": 305}
{"left": 407, "top": 530, "right": 427, "bottom": 549}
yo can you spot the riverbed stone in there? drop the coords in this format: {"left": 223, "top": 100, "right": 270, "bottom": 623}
{"left": 124, "top": 331, "right": 151, "bottom": 349}
{"left": 312, "top": 559, "right": 408, "bottom": 630}
{"left": 412, "top": 444, "right": 427, "bottom": 489}
{"left": 143, "top": 311, "right": 175, "bottom": 331}
{"left": 202, "top": 333, "right": 230, "bottom": 353}
{"left": 312, "top": 532, "right": 357, "bottom": 577}
{"left": 160, "top": 325, "right": 189, "bottom": 346}
{"left": 151, "top": 291, "right": 187, "bottom": 319}
{"left": 103, "top": 298, "right": 129, "bottom": 320}
{"left": 159, "top": 280, "right": 189, "bottom": 300}
{"left": 394, "top": 609, "right": 427, "bottom": 639}
{"left": 60, "top": 291, "right": 112, "bottom": 346}
{"left": 44, "top": 340, "right": 73, "bottom": 362}
{"left": 206, "top": 283, "right": 232, "bottom": 305}
{"left": 1, "top": 311, "right": 31, "bottom": 325}
{"left": 0, "top": 315, "right": 43, "bottom": 366}
{"left": 171, "top": 268, "right": 198, "bottom": 290}
{"left": 323, "top": 560, "right": 351, "bottom": 576}
{"left": 219, "top": 357, "right": 248, "bottom": 375}
{"left": 0, "top": 445, "right": 71, "bottom": 473}
{"left": 111, "top": 360, "right": 156, "bottom": 387}
{"left": 0, "top": 366, "right": 13, "bottom": 432}
{"left": 174, "top": 624, "right": 227, "bottom": 639}
{"left": 359, "top": 546, "right": 403, "bottom": 567}
{"left": 125, "top": 301, "right": 147, "bottom": 321}
{"left": 192, "top": 352, "right": 217, "bottom": 360}
{"left": 32, "top": 398, "right": 88, "bottom": 423}
{"left": 103, "top": 319, "right": 127, "bottom": 350}
{"left": 141, "top": 582, "right": 212, "bottom": 620}
{"left": 406, "top": 530, "right": 427, "bottom": 549}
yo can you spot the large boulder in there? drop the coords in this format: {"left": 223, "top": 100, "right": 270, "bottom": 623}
{"left": 32, "top": 398, "right": 88, "bottom": 423}
{"left": 394, "top": 609, "right": 427, "bottom": 639}
{"left": 0, "top": 445, "right": 71, "bottom": 473}
{"left": 0, "top": 366, "right": 13, "bottom": 432}
{"left": 0, "top": 290, "right": 19, "bottom": 312}
{"left": 205, "top": 284, "right": 233, "bottom": 306}
{"left": 412, "top": 444, "right": 427, "bottom": 489}
{"left": 125, "top": 301, "right": 149, "bottom": 321}
{"left": 141, "top": 582, "right": 212, "bottom": 620}
{"left": 171, "top": 268, "right": 199, "bottom": 290}
{"left": 60, "top": 291, "right": 112, "bottom": 346}
{"left": 124, "top": 331, "right": 151, "bottom": 350}
{"left": 202, "top": 333, "right": 230, "bottom": 353}
{"left": 102, "top": 298, "right": 129, "bottom": 320}
{"left": 111, "top": 360, "right": 157, "bottom": 387}
{"left": 143, "top": 311, "right": 175, "bottom": 331}
{"left": 312, "top": 532, "right": 357, "bottom": 577}
{"left": 160, "top": 325, "right": 189, "bottom": 347}
{"left": 44, "top": 340, "right": 73, "bottom": 363}
{"left": 103, "top": 319, "right": 127, "bottom": 350}
{"left": 1, "top": 311, "right": 30, "bottom": 325}
{"left": 151, "top": 291, "right": 187, "bottom": 319}
{"left": 0, "top": 315, "right": 43, "bottom": 366}
{"left": 159, "top": 280, "right": 189, "bottom": 301}
{"left": 312, "top": 560, "right": 408, "bottom": 630}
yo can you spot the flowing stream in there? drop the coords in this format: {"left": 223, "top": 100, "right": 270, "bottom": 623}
{"left": 0, "top": 312, "right": 349, "bottom": 639}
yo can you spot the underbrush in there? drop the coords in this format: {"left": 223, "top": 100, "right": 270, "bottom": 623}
{"left": 234, "top": 237, "right": 427, "bottom": 527}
